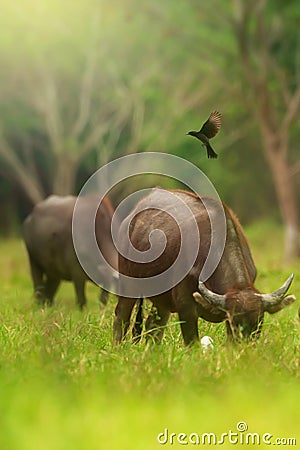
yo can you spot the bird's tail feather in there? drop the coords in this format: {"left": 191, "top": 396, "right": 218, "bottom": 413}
{"left": 206, "top": 143, "right": 218, "bottom": 159}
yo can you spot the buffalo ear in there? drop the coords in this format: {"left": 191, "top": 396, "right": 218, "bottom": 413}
{"left": 264, "top": 294, "right": 296, "bottom": 314}
{"left": 193, "top": 292, "right": 227, "bottom": 323}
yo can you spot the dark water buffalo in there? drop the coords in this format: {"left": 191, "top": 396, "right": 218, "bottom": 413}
{"left": 113, "top": 189, "right": 295, "bottom": 345}
{"left": 23, "top": 194, "right": 117, "bottom": 309}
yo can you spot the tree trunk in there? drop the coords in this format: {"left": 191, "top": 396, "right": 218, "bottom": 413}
{"left": 262, "top": 135, "right": 300, "bottom": 262}
{"left": 233, "top": 0, "right": 300, "bottom": 262}
{"left": 0, "top": 144, "right": 45, "bottom": 205}
{"left": 52, "top": 154, "right": 77, "bottom": 196}
{"left": 15, "top": 170, "right": 45, "bottom": 205}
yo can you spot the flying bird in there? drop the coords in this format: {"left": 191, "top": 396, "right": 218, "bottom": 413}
{"left": 187, "top": 111, "right": 222, "bottom": 159}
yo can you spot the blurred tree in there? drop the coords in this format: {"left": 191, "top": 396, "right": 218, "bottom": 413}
{"left": 232, "top": 0, "right": 300, "bottom": 261}
{"left": 0, "top": 79, "right": 46, "bottom": 204}
{"left": 0, "top": 137, "right": 45, "bottom": 204}
{"left": 0, "top": 0, "right": 298, "bottom": 259}
{"left": 0, "top": 0, "right": 218, "bottom": 202}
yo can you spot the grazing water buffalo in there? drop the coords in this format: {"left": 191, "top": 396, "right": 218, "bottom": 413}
{"left": 23, "top": 194, "right": 118, "bottom": 309}
{"left": 113, "top": 189, "right": 295, "bottom": 345}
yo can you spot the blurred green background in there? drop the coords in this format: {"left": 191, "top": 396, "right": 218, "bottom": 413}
{"left": 0, "top": 0, "right": 299, "bottom": 261}
{"left": 0, "top": 2, "right": 299, "bottom": 449}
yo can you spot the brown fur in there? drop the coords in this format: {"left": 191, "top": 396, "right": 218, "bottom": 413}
{"left": 113, "top": 189, "right": 293, "bottom": 345}
{"left": 23, "top": 194, "right": 117, "bottom": 308}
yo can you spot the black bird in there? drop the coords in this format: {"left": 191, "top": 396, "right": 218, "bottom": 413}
{"left": 187, "top": 111, "right": 222, "bottom": 159}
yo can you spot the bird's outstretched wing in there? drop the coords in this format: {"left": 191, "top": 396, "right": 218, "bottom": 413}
{"left": 199, "top": 111, "right": 222, "bottom": 139}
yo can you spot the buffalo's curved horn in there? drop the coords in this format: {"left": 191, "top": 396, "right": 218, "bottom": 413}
{"left": 196, "top": 282, "right": 226, "bottom": 308}
{"left": 259, "top": 274, "right": 294, "bottom": 307}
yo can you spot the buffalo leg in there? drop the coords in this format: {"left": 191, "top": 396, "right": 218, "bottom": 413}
{"left": 113, "top": 297, "right": 137, "bottom": 343}
{"left": 44, "top": 277, "right": 60, "bottom": 306}
{"left": 99, "top": 288, "right": 109, "bottom": 306}
{"left": 28, "top": 255, "right": 46, "bottom": 304}
{"left": 173, "top": 284, "right": 199, "bottom": 346}
{"left": 178, "top": 308, "right": 199, "bottom": 346}
{"left": 145, "top": 304, "right": 170, "bottom": 344}
{"left": 132, "top": 298, "right": 143, "bottom": 343}
{"left": 73, "top": 280, "right": 87, "bottom": 310}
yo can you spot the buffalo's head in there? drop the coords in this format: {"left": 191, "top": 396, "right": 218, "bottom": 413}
{"left": 193, "top": 274, "right": 296, "bottom": 340}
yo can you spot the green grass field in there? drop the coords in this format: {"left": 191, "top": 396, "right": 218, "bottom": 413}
{"left": 0, "top": 223, "right": 299, "bottom": 450}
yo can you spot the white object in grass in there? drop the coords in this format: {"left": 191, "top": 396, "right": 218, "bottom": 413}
{"left": 200, "top": 335, "right": 214, "bottom": 352}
